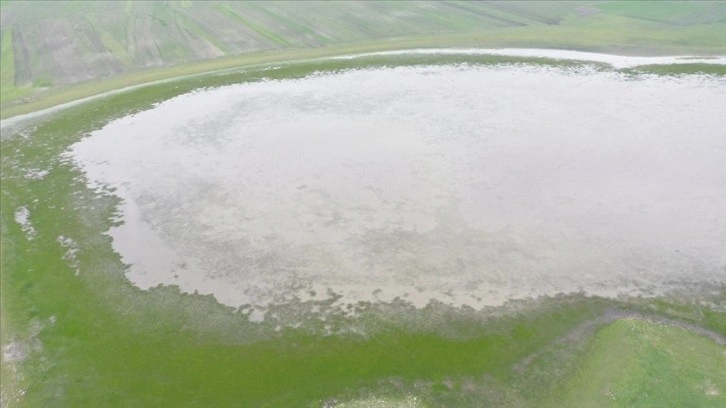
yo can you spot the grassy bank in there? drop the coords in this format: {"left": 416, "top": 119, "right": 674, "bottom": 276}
{"left": 552, "top": 319, "right": 725, "bottom": 407}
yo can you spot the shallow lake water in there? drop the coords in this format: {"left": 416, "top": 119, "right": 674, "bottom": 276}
{"left": 68, "top": 62, "right": 726, "bottom": 315}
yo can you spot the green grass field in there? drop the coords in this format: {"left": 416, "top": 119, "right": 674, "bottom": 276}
{"left": 553, "top": 319, "right": 725, "bottom": 408}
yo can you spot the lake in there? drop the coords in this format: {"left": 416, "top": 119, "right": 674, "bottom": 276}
{"left": 68, "top": 59, "right": 726, "bottom": 319}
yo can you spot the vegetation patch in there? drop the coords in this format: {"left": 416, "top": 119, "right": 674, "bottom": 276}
{"left": 551, "top": 318, "right": 726, "bottom": 408}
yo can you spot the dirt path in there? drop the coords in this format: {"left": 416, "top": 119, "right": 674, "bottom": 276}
{"left": 514, "top": 307, "right": 726, "bottom": 372}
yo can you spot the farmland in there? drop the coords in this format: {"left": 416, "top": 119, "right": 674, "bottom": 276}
{"left": 1, "top": 1, "right": 726, "bottom": 115}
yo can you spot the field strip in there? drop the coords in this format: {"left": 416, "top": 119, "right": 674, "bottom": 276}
{"left": 515, "top": 308, "right": 726, "bottom": 372}
{"left": 329, "top": 48, "right": 726, "bottom": 68}
{"left": 4, "top": 47, "right": 725, "bottom": 128}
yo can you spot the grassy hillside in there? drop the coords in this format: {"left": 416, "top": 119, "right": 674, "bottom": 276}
{"left": 1, "top": 1, "right": 725, "bottom": 109}
{"left": 552, "top": 319, "right": 725, "bottom": 408}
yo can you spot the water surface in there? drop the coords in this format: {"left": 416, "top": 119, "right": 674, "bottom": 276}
{"left": 68, "top": 63, "right": 726, "bottom": 314}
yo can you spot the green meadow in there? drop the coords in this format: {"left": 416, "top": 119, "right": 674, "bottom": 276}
{"left": 553, "top": 319, "right": 726, "bottom": 408}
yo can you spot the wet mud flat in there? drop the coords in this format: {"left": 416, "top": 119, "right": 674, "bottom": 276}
{"left": 66, "top": 61, "right": 726, "bottom": 317}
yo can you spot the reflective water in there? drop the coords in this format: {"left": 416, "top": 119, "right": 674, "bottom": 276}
{"left": 68, "top": 63, "right": 726, "bottom": 313}
{"left": 331, "top": 48, "right": 726, "bottom": 68}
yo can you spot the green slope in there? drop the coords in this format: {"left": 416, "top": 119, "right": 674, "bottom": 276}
{"left": 552, "top": 319, "right": 726, "bottom": 408}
